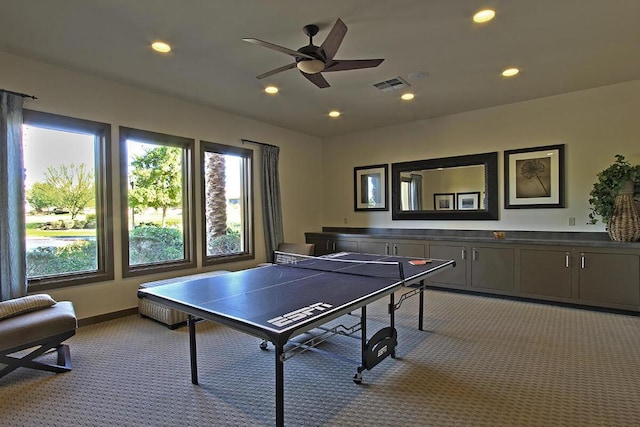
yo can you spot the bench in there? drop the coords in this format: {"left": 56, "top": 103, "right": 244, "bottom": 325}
{"left": 0, "top": 296, "right": 77, "bottom": 379}
{"left": 138, "top": 270, "right": 230, "bottom": 329}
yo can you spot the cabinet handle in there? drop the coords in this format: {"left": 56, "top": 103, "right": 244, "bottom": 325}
{"left": 385, "top": 243, "right": 389, "bottom": 255}
{"left": 461, "top": 248, "right": 466, "bottom": 260}
{"left": 332, "top": 242, "right": 336, "bottom": 252}
{"left": 580, "top": 253, "right": 585, "bottom": 269}
{"left": 565, "top": 252, "right": 570, "bottom": 268}
{"left": 472, "top": 248, "right": 478, "bottom": 261}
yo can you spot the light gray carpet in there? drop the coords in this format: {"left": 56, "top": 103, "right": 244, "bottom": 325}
{"left": 1, "top": 289, "right": 639, "bottom": 426}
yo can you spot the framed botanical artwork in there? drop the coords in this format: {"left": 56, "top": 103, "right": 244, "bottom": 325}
{"left": 433, "top": 193, "right": 455, "bottom": 211}
{"left": 457, "top": 192, "right": 480, "bottom": 210}
{"left": 354, "top": 164, "right": 388, "bottom": 211}
{"left": 504, "top": 144, "right": 565, "bottom": 209}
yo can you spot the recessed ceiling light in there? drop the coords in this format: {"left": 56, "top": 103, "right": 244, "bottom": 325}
{"left": 328, "top": 111, "right": 341, "bottom": 118}
{"left": 151, "top": 41, "right": 171, "bottom": 53}
{"left": 264, "top": 86, "right": 279, "bottom": 94}
{"left": 401, "top": 93, "right": 415, "bottom": 101}
{"left": 502, "top": 68, "right": 520, "bottom": 77}
{"left": 473, "top": 9, "right": 496, "bottom": 23}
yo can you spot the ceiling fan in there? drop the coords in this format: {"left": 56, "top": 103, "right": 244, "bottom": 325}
{"left": 242, "top": 18, "right": 384, "bottom": 89}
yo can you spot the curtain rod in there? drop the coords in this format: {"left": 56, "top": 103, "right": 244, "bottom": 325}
{"left": 0, "top": 89, "right": 38, "bottom": 100}
{"left": 241, "top": 138, "right": 279, "bottom": 149}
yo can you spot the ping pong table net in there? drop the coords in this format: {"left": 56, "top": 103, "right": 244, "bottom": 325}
{"left": 273, "top": 251, "right": 405, "bottom": 281}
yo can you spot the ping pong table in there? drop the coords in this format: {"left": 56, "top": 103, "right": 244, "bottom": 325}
{"left": 138, "top": 251, "right": 454, "bottom": 426}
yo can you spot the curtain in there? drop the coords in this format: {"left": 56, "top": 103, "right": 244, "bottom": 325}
{"left": 261, "top": 145, "right": 284, "bottom": 263}
{"left": 0, "top": 92, "right": 27, "bottom": 301}
{"left": 410, "top": 174, "right": 423, "bottom": 210}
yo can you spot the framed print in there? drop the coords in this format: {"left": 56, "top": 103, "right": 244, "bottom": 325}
{"left": 354, "top": 164, "right": 388, "bottom": 211}
{"left": 433, "top": 193, "right": 455, "bottom": 211}
{"left": 457, "top": 192, "right": 480, "bottom": 210}
{"left": 504, "top": 144, "right": 565, "bottom": 209}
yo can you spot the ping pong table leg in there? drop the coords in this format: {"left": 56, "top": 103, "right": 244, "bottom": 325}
{"left": 418, "top": 280, "right": 425, "bottom": 331}
{"left": 354, "top": 306, "right": 367, "bottom": 384}
{"left": 188, "top": 315, "right": 198, "bottom": 385}
{"left": 275, "top": 344, "right": 285, "bottom": 427}
{"left": 389, "top": 293, "right": 396, "bottom": 358}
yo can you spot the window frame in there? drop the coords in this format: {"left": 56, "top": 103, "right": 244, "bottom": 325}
{"left": 23, "top": 109, "right": 114, "bottom": 290}
{"left": 119, "top": 126, "right": 196, "bottom": 277}
{"left": 200, "top": 141, "right": 254, "bottom": 266}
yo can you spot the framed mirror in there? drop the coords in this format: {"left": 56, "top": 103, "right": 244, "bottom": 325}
{"left": 391, "top": 152, "right": 499, "bottom": 220}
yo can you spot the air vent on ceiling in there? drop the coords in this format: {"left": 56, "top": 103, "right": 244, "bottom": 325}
{"left": 372, "top": 77, "right": 411, "bottom": 92}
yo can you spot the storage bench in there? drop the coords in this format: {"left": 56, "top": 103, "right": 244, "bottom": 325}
{"left": 138, "top": 270, "right": 230, "bottom": 328}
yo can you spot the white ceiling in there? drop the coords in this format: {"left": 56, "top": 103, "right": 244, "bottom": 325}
{"left": 2, "top": 0, "right": 639, "bottom": 138}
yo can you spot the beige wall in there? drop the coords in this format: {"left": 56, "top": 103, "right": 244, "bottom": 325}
{"left": 322, "top": 80, "right": 640, "bottom": 232}
{"left": 5, "top": 48, "right": 640, "bottom": 319}
{"left": 2, "top": 51, "right": 323, "bottom": 319}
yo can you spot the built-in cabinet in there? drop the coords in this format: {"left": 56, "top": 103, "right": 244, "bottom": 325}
{"left": 576, "top": 250, "right": 639, "bottom": 308}
{"left": 359, "top": 238, "right": 426, "bottom": 258}
{"left": 305, "top": 232, "right": 640, "bottom": 313}
{"left": 518, "top": 247, "right": 573, "bottom": 299}
{"left": 428, "top": 243, "right": 515, "bottom": 292}
{"left": 306, "top": 234, "right": 359, "bottom": 256}
{"left": 427, "top": 243, "right": 467, "bottom": 288}
{"left": 517, "top": 246, "right": 640, "bottom": 310}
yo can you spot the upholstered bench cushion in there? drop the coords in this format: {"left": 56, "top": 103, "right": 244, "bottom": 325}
{"left": 138, "top": 270, "right": 230, "bottom": 328}
{"left": 0, "top": 301, "right": 77, "bottom": 352}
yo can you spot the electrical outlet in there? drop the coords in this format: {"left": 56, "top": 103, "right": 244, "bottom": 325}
{"left": 569, "top": 217, "right": 576, "bottom": 226}
{"left": 343, "top": 217, "right": 348, "bottom": 224}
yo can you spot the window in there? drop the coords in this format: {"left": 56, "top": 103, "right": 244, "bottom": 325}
{"left": 119, "top": 127, "right": 195, "bottom": 277}
{"left": 22, "top": 110, "right": 114, "bottom": 289}
{"left": 201, "top": 141, "right": 253, "bottom": 265}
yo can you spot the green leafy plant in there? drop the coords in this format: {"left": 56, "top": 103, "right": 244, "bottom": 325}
{"left": 129, "top": 226, "right": 184, "bottom": 264}
{"left": 588, "top": 155, "right": 640, "bottom": 224}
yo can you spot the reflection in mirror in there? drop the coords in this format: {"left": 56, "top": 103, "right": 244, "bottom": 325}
{"left": 392, "top": 152, "right": 498, "bottom": 220}
{"left": 399, "top": 165, "right": 485, "bottom": 211}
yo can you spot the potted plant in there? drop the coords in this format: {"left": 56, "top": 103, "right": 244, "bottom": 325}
{"left": 588, "top": 155, "right": 640, "bottom": 239}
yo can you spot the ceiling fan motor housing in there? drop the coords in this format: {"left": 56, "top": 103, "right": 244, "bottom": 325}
{"left": 296, "top": 44, "right": 326, "bottom": 62}
{"left": 244, "top": 18, "right": 384, "bottom": 87}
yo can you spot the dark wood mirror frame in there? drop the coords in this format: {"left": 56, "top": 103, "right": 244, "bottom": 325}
{"left": 391, "top": 151, "right": 499, "bottom": 220}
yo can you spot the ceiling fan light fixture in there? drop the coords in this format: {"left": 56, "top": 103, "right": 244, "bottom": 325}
{"left": 297, "top": 59, "right": 325, "bottom": 74}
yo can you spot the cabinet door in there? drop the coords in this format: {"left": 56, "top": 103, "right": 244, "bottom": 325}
{"left": 334, "top": 238, "right": 359, "bottom": 254}
{"left": 305, "top": 235, "right": 331, "bottom": 255}
{"left": 390, "top": 240, "right": 426, "bottom": 258}
{"left": 359, "top": 240, "right": 390, "bottom": 255}
{"left": 519, "top": 248, "right": 572, "bottom": 298}
{"left": 428, "top": 244, "right": 467, "bottom": 287}
{"left": 471, "top": 246, "right": 515, "bottom": 291}
{"left": 578, "top": 252, "right": 640, "bottom": 307}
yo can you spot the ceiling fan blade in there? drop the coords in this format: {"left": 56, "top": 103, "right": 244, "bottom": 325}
{"left": 256, "top": 63, "right": 297, "bottom": 79}
{"left": 320, "top": 18, "right": 347, "bottom": 61}
{"left": 324, "top": 58, "right": 385, "bottom": 72}
{"left": 301, "top": 71, "right": 330, "bottom": 88}
{"left": 242, "top": 38, "right": 314, "bottom": 59}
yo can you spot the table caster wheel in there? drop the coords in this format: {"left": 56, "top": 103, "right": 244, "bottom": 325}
{"left": 260, "top": 340, "right": 268, "bottom": 350}
{"left": 353, "top": 372, "right": 363, "bottom": 384}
